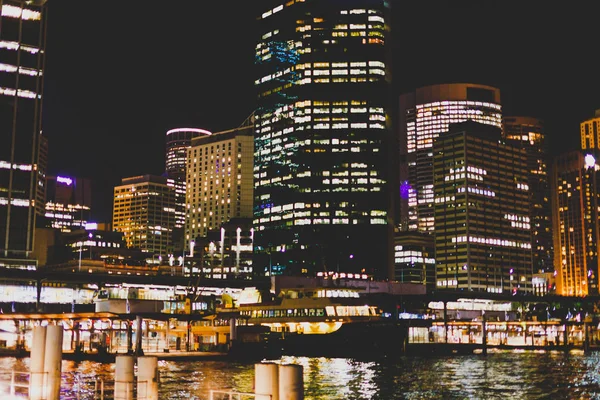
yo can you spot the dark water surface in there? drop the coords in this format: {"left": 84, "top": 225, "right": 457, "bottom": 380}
{"left": 1, "top": 350, "right": 600, "bottom": 399}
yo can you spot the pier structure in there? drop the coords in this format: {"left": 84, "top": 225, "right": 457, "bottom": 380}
{"left": 0, "top": 310, "right": 261, "bottom": 360}
{"left": 393, "top": 294, "right": 600, "bottom": 354}
{"left": 1, "top": 268, "right": 600, "bottom": 358}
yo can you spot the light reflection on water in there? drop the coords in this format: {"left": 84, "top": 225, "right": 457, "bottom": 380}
{"left": 1, "top": 351, "right": 600, "bottom": 399}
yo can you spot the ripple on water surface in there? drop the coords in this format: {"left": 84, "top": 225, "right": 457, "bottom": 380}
{"left": 1, "top": 351, "right": 600, "bottom": 399}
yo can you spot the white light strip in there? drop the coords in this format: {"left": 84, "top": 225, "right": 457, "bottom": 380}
{"left": 0, "top": 86, "right": 40, "bottom": 99}
{"left": 1, "top": 4, "right": 41, "bottom": 21}
{"left": 0, "top": 197, "right": 32, "bottom": 207}
{"left": 166, "top": 128, "right": 212, "bottom": 136}
{"left": 0, "top": 160, "right": 33, "bottom": 171}
{"left": 0, "top": 63, "right": 41, "bottom": 76}
{"left": 452, "top": 235, "right": 531, "bottom": 249}
{"left": 0, "top": 40, "right": 41, "bottom": 54}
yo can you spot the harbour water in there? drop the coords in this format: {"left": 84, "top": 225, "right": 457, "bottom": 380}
{"left": 2, "top": 350, "right": 600, "bottom": 399}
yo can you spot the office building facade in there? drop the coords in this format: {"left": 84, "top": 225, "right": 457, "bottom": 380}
{"left": 503, "top": 116, "right": 553, "bottom": 275}
{"left": 165, "top": 128, "right": 212, "bottom": 230}
{"left": 433, "top": 122, "right": 532, "bottom": 293}
{"left": 393, "top": 230, "right": 435, "bottom": 291}
{"left": 552, "top": 151, "right": 600, "bottom": 297}
{"left": 580, "top": 109, "right": 600, "bottom": 151}
{"left": 0, "top": 1, "right": 47, "bottom": 268}
{"left": 184, "top": 124, "right": 254, "bottom": 248}
{"left": 254, "top": 0, "right": 392, "bottom": 278}
{"left": 112, "top": 175, "right": 176, "bottom": 258}
{"left": 399, "top": 83, "right": 502, "bottom": 232}
{"left": 44, "top": 175, "right": 92, "bottom": 232}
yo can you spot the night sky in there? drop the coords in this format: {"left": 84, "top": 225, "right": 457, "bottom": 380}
{"left": 41, "top": 1, "right": 600, "bottom": 222}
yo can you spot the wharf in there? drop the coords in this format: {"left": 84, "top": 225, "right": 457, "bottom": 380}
{"left": 0, "top": 348, "right": 237, "bottom": 362}
{"left": 406, "top": 342, "right": 600, "bottom": 355}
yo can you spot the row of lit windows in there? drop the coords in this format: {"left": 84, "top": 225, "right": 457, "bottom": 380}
{"left": 254, "top": 218, "right": 387, "bottom": 226}
{"left": 416, "top": 101, "right": 501, "bottom": 111}
{"left": 395, "top": 256, "right": 436, "bottom": 265}
{"left": 0, "top": 62, "right": 42, "bottom": 76}
{"left": 451, "top": 235, "right": 531, "bottom": 249}
{"left": 0, "top": 40, "right": 41, "bottom": 54}
{"left": 0, "top": 86, "right": 40, "bottom": 99}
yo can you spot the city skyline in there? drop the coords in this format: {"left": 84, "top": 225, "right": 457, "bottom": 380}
{"left": 41, "top": 1, "right": 600, "bottom": 221}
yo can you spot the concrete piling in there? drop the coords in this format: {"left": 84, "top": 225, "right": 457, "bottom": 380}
{"left": 115, "top": 355, "right": 135, "bottom": 400}
{"left": 137, "top": 356, "right": 159, "bottom": 400}
{"left": 44, "top": 325, "right": 64, "bottom": 400}
{"left": 29, "top": 325, "right": 47, "bottom": 400}
{"left": 255, "top": 362, "right": 279, "bottom": 400}
{"left": 279, "top": 364, "right": 303, "bottom": 400}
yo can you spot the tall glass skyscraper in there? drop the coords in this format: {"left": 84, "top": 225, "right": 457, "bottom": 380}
{"left": 0, "top": 1, "right": 47, "bottom": 268}
{"left": 253, "top": 0, "right": 392, "bottom": 278}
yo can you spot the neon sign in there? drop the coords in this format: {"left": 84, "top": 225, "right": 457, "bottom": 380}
{"left": 56, "top": 176, "right": 73, "bottom": 186}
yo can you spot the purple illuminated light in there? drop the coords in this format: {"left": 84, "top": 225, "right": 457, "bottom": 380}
{"left": 57, "top": 176, "right": 73, "bottom": 186}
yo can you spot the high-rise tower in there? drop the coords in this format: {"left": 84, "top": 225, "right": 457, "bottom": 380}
{"left": 580, "top": 109, "right": 600, "bottom": 152}
{"left": 399, "top": 83, "right": 502, "bottom": 233}
{"left": 184, "top": 124, "right": 254, "bottom": 243}
{"left": 434, "top": 121, "right": 532, "bottom": 293}
{"left": 253, "top": 0, "right": 392, "bottom": 278}
{"left": 503, "top": 116, "right": 553, "bottom": 275}
{"left": 165, "top": 128, "right": 211, "bottom": 230}
{"left": 551, "top": 151, "right": 600, "bottom": 296}
{"left": 0, "top": 1, "right": 48, "bottom": 268}
{"left": 551, "top": 110, "right": 600, "bottom": 296}
{"left": 112, "top": 175, "right": 176, "bottom": 258}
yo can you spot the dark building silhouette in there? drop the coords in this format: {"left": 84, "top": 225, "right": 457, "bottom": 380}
{"left": 44, "top": 175, "right": 92, "bottom": 232}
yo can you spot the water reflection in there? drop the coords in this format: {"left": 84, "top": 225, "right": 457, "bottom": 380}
{"left": 1, "top": 351, "right": 600, "bottom": 399}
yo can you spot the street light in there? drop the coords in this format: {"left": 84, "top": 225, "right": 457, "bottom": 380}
{"left": 268, "top": 250, "right": 272, "bottom": 277}
{"left": 510, "top": 268, "right": 515, "bottom": 295}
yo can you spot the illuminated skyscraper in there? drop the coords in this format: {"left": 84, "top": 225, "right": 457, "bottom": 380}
{"left": 165, "top": 127, "right": 212, "bottom": 230}
{"left": 0, "top": 1, "right": 47, "bottom": 268}
{"left": 503, "top": 116, "right": 553, "bottom": 275}
{"left": 434, "top": 122, "right": 532, "bottom": 293}
{"left": 580, "top": 109, "right": 600, "bottom": 151}
{"left": 112, "top": 175, "right": 176, "bottom": 258}
{"left": 184, "top": 123, "right": 254, "bottom": 245}
{"left": 551, "top": 112, "right": 600, "bottom": 297}
{"left": 551, "top": 151, "right": 600, "bottom": 296}
{"left": 254, "top": 0, "right": 392, "bottom": 278}
{"left": 399, "top": 83, "right": 502, "bottom": 232}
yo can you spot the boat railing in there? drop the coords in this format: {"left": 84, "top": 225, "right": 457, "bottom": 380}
{"left": 4, "top": 369, "right": 134, "bottom": 399}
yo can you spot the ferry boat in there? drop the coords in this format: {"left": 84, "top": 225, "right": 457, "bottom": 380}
{"left": 238, "top": 287, "right": 380, "bottom": 334}
{"left": 236, "top": 286, "right": 403, "bottom": 357}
